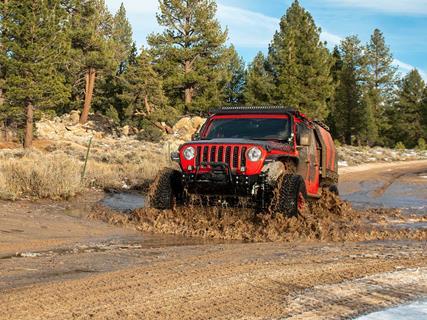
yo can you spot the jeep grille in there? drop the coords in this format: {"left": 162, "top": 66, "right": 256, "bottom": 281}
{"left": 195, "top": 145, "right": 248, "bottom": 170}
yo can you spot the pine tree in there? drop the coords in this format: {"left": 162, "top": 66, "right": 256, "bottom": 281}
{"left": 68, "top": 0, "right": 114, "bottom": 124}
{"left": 365, "top": 29, "right": 397, "bottom": 143}
{"left": 120, "top": 48, "right": 167, "bottom": 122}
{"left": 268, "top": 0, "right": 333, "bottom": 119}
{"left": 0, "top": 0, "right": 7, "bottom": 105}
{"left": 422, "top": 86, "right": 427, "bottom": 139}
{"left": 223, "top": 46, "right": 245, "bottom": 106}
{"left": 390, "top": 69, "right": 425, "bottom": 147}
{"left": 1, "top": 0, "right": 70, "bottom": 148}
{"left": 333, "top": 36, "right": 366, "bottom": 145}
{"left": 148, "top": 0, "right": 229, "bottom": 114}
{"left": 112, "top": 3, "right": 133, "bottom": 74}
{"left": 327, "top": 46, "right": 343, "bottom": 137}
{"left": 243, "top": 52, "right": 275, "bottom": 105}
{"left": 94, "top": 2, "right": 134, "bottom": 122}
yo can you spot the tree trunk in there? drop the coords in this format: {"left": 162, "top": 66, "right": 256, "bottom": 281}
{"left": 80, "top": 68, "right": 96, "bottom": 124}
{"left": 144, "top": 95, "right": 152, "bottom": 114}
{"left": 0, "top": 0, "right": 6, "bottom": 103}
{"left": 344, "top": 133, "right": 352, "bottom": 146}
{"left": 184, "top": 60, "right": 193, "bottom": 107}
{"left": 23, "top": 102, "right": 34, "bottom": 149}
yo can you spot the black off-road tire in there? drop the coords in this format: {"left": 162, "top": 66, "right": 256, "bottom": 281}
{"left": 272, "top": 174, "right": 307, "bottom": 217}
{"left": 328, "top": 184, "right": 339, "bottom": 196}
{"left": 149, "top": 168, "right": 183, "bottom": 210}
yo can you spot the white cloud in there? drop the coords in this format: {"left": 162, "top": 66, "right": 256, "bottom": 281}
{"left": 217, "top": 4, "right": 278, "bottom": 47}
{"left": 394, "top": 59, "right": 427, "bottom": 80}
{"left": 324, "top": 0, "right": 427, "bottom": 15}
{"left": 217, "top": 4, "right": 343, "bottom": 48}
{"left": 320, "top": 31, "right": 342, "bottom": 46}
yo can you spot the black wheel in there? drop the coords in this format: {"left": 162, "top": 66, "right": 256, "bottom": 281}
{"left": 271, "top": 174, "right": 307, "bottom": 217}
{"left": 148, "top": 168, "right": 183, "bottom": 209}
{"left": 328, "top": 184, "right": 339, "bottom": 196}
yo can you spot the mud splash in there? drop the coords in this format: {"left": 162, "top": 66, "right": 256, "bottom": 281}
{"left": 89, "top": 190, "right": 427, "bottom": 242}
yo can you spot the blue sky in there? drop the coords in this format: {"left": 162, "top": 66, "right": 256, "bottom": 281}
{"left": 105, "top": 0, "right": 427, "bottom": 80}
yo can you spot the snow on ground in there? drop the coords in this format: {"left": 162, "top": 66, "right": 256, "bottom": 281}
{"left": 356, "top": 300, "right": 427, "bottom": 320}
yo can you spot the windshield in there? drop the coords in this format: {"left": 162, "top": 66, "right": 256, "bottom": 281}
{"left": 203, "top": 117, "right": 290, "bottom": 141}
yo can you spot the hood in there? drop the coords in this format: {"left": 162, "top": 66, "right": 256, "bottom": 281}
{"left": 182, "top": 138, "right": 293, "bottom": 152}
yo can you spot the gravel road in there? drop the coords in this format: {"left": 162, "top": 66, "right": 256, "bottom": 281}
{"left": 1, "top": 161, "right": 426, "bottom": 319}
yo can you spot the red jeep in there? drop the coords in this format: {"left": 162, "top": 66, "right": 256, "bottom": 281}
{"left": 150, "top": 107, "right": 338, "bottom": 216}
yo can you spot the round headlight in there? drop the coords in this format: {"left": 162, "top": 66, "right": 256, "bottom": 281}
{"left": 247, "top": 147, "right": 262, "bottom": 162}
{"left": 183, "top": 146, "right": 195, "bottom": 160}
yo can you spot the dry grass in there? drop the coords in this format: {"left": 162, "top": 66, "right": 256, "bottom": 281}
{"left": 0, "top": 151, "right": 82, "bottom": 200}
{"left": 84, "top": 160, "right": 164, "bottom": 190}
{"left": 0, "top": 143, "right": 168, "bottom": 200}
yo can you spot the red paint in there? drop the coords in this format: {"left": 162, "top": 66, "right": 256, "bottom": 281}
{"left": 177, "top": 110, "right": 337, "bottom": 199}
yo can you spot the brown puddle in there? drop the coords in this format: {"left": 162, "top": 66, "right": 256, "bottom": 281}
{"left": 90, "top": 190, "right": 427, "bottom": 243}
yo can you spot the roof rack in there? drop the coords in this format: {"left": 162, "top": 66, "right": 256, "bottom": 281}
{"left": 209, "top": 107, "right": 331, "bottom": 131}
{"left": 209, "top": 106, "right": 296, "bottom": 115}
{"left": 313, "top": 119, "right": 330, "bottom": 131}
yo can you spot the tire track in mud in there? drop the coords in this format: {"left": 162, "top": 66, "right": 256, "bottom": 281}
{"left": 284, "top": 268, "right": 427, "bottom": 319}
{"left": 1, "top": 242, "right": 426, "bottom": 320}
{"left": 2, "top": 161, "right": 427, "bottom": 319}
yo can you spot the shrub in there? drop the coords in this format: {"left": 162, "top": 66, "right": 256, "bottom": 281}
{"left": 333, "top": 139, "right": 342, "bottom": 147}
{"left": 395, "top": 142, "right": 406, "bottom": 150}
{"left": 0, "top": 152, "right": 83, "bottom": 200}
{"left": 137, "top": 120, "right": 164, "bottom": 142}
{"left": 416, "top": 138, "right": 426, "bottom": 150}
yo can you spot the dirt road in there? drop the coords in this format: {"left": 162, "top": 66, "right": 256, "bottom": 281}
{"left": 1, "top": 161, "right": 426, "bottom": 319}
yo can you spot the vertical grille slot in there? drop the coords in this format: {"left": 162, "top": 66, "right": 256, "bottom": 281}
{"left": 202, "top": 146, "right": 209, "bottom": 162}
{"left": 241, "top": 147, "right": 247, "bottom": 169}
{"left": 210, "top": 146, "right": 217, "bottom": 162}
{"left": 218, "top": 146, "right": 224, "bottom": 162}
{"left": 196, "top": 146, "right": 202, "bottom": 166}
{"left": 225, "top": 146, "right": 231, "bottom": 165}
{"left": 232, "top": 147, "right": 239, "bottom": 168}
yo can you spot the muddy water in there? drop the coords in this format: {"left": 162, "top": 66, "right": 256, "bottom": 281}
{"left": 340, "top": 170, "right": 427, "bottom": 214}
{"left": 96, "top": 165, "right": 427, "bottom": 240}
{"left": 101, "top": 191, "right": 146, "bottom": 212}
{"left": 1, "top": 162, "right": 427, "bottom": 320}
{"left": 100, "top": 170, "right": 427, "bottom": 215}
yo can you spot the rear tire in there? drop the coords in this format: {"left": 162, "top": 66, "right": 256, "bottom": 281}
{"left": 149, "top": 168, "right": 183, "bottom": 210}
{"left": 328, "top": 184, "right": 339, "bottom": 196}
{"left": 272, "top": 174, "right": 307, "bottom": 217}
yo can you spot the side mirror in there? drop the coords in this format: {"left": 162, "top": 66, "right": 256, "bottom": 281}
{"left": 299, "top": 131, "right": 311, "bottom": 146}
{"left": 170, "top": 151, "right": 180, "bottom": 162}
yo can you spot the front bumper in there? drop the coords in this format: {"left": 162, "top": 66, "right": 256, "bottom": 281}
{"left": 181, "top": 162, "right": 264, "bottom": 197}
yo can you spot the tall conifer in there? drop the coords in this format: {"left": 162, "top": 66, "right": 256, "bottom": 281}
{"left": 1, "top": 0, "right": 70, "bottom": 148}
{"left": 268, "top": 0, "right": 333, "bottom": 119}
{"left": 390, "top": 69, "right": 425, "bottom": 147}
{"left": 365, "top": 29, "right": 397, "bottom": 143}
{"left": 223, "top": 46, "right": 245, "bottom": 106}
{"left": 68, "top": 0, "right": 113, "bottom": 124}
{"left": 334, "top": 36, "right": 366, "bottom": 145}
{"left": 120, "top": 49, "right": 166, "bottom": 120}
{"left": 148, "top": 0, "right": 229, "bottom": 113}
{"left": 244, "top": 52, "right": 275, "bottom": 106}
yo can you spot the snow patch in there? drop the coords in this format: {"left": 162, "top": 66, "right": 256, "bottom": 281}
{"left": 356, "top": 300, "right": 427, "bottom": 320}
